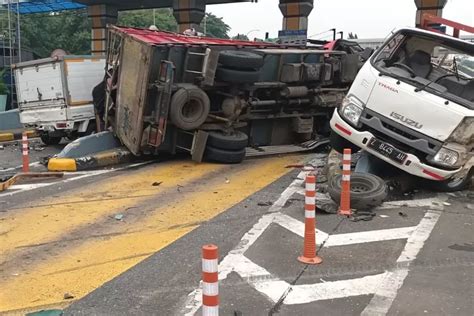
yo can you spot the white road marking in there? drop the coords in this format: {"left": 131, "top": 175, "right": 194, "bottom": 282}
{"left": 284, "top": 273, "right": 385, "bottom": 304}
{"left": 182, "top": 168, "right": 310, "bottom": 316}
{"left": 0, "top": 161, "right": 152, "bottom": 197}
{"left": 182, "top": 156, "right": 443, "bottom": 315}
{"left": 324, "top": 226, "right": 415, "bottom": 247}
{"left": 273, "top": 213, "right": 329, "bottom": 244}
{"left": 361, "top": 211, "right": 441, "bottom": 316}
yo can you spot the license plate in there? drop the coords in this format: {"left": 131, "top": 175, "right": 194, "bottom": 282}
{"left": 367, "top": 138, "right": 407, "bottom": 164}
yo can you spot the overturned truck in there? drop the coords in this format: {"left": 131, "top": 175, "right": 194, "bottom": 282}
{"left": 101, "top": 26, "right": 361, "bottom": 163}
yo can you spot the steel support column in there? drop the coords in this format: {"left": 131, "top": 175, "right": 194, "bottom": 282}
{"left": 88, "top": 4, "right": 118, "bottom": 56}
{"left": 173, "top": 0, "right": 206, "bottom": 33}
{"left": 414, "top": 0, "right": 447, "bottom": 27}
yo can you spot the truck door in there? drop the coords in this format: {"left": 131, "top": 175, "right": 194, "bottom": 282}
{"left": 114, "top": 37, "right": 153, "bottom": 155}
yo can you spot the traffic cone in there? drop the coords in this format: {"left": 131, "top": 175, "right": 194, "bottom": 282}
{"left": 202, "top": 244, "right": 219, "bottom": 316}
{"left": 338, "top": 148, "right": 352, "bottom": 216}
{"left": 298, "top": 174, "right": 322, "bottom": 265}
{"left": 22, "top": 131, "right": 29, "bottom": 173}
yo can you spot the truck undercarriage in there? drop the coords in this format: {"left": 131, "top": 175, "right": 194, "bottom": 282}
{"left": 99, "top": 26, "right": 360, "bottom": 163}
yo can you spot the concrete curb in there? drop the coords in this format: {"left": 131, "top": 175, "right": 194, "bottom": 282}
{"left": 48, "top": 147, "right": 133, "bottom": 172}
{"left": 0, "top": 130, "right": 37, "bottom": 142}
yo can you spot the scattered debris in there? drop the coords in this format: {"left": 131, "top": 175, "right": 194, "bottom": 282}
{"left": 152, "top": 181, "right": 163, "bottom": 186}
{"left": 398, "top": 212, "right": 408, "bottom": 218}
{"left": 257, "top": 201, "right": 273, "bottom": 207}
{"left": 177, "top": 184, "right": 184, "bottom": 192}
{"left": 350, "top": 211, "right": 376, "bottom": 222}
{"left": 379, "top": 214, "right": 389, "bottom": 218}
{"left": 114, "top": 214, "right": 124, "bottom": 221}
{"left": 225, "top": 178, "right": 230, "bottom": 184}
{"left": 466, "top": 204, "right": 474, "bottom": 210}
{"left": 448, "top": 243, "right": 474, "bottom": 252}
{"left": 63, "top": 293, "right": 74, "bottom": 300}
{"left": 34, "top": 146, "right": 45, "bottom": 152}
{"left": 443, "top": 202, "right": 451, "bottom": 206}
{"left": 0, "top": 145, "right": 3, "bottom": 150}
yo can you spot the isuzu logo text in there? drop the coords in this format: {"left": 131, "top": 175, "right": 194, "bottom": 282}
{"left": 390, "top": 112, "right": 423, "bottom": 129}
{"left": 378, "top": 82, "right": 398, "bottom": 93}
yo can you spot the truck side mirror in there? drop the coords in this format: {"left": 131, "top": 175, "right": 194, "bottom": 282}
{"left": 361, "top": 47, "right": 374, "bottom": 61}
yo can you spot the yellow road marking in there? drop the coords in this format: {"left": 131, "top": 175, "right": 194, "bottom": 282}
{"left": 0, "top": 155, "right": 298, "bottom": 313}
{"left": 1, "top": 160, "right": 223, "bottom": 261}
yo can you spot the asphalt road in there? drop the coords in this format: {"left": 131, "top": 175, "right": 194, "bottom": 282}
{"left": 0, "top": 151, "right": 472, "bottom": 315}
{"left": 0, "top": 137, "right": 67, "bottom": 174}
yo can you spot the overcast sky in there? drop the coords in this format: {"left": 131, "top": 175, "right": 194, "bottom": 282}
{"left": 208, "top": 0, "right": 474, "bottom": 39}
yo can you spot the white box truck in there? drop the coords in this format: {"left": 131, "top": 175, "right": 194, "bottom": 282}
{"left": 330, "top": 26, "right": 473, "bottom": 191}
{"left": 14, "top": 55, "right": 105, "bottom": 145}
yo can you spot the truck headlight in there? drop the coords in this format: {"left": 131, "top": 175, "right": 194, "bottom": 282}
{"left": 430, "top": 147, "right": 459, "bottom": 167}
{"left": 340, "top": 96, "right": 364, "bottom": 126}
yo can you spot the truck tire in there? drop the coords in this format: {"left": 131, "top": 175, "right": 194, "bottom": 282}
{"left": 207, "top": 131, "right": 248, "bottom": 150}
{"left": 427, "top": 168, "right": 473, "bottom": 192}
{"left": 327, "top": 173, "right": 387, "bottom": 210}
{"left": 330, "top": 131, "right": 360, "bottom": 154}
{"left": 219, "top": 50, "right": 264, "bottom": 70}
{"left": 40, "top": 133, "right": 62, "bottom": 146}
{"left": 204, "top": 146, "right": 246, "bottom": 164}
{"left": 216, "top": 67, "right": 260, "bottom": 83}
{"left": 169, "top": 86, "right": 210, "bottom": 130}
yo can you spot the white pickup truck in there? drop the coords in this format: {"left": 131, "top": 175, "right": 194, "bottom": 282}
{"left": 330, "top": 27, "right": 473, "bottom": 191}
{"left": 14, "top": 56, "right": 105, "bottom": 145}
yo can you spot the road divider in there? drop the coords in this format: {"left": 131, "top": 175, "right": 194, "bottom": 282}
{"left": 48, "top": 147, "right": 133, "bottom": 171}
{"left": 0, "top": 129, "right": 37, "bottom": 143}
{"left": 338, "top": 148, "right": 353, "bottom": 216}
{"left": 202, "top": 244, "right": 219, "bottom": 316}
{"left": 298, "top": 173, "right": 322, "bottom": 265}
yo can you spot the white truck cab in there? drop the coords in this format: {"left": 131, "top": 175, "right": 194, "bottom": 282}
{"left": 330, "top": 27, "right": 473, "bottom": 191}
{"left": 14, "top": 56, "right": 105, "bottom": 145}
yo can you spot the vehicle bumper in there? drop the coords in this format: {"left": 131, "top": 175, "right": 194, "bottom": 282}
{"left": 330, "top": 110, "right": 462, "bottom": 181}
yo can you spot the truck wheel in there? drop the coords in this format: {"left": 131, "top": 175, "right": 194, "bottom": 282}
{"left": 330, "top": 131, "right": 360, "bottom": 154}
{"left": 216, "top": 67, "right": 260, "bottom": 83}
{"left": 327, "top": 173, "right": 388, "bottom": 210}
{"left": 427, "top": 168, "right": 473, "bottom": 192}
{"left": 40, "top": 134, "right": 62, "bottom": 146}
{"left": 204, "top": 146, "right": 246, "bottom": 164}
{"left": 207, "top": 131, "right": 248, "bottom": 150}
{"left": 170, "top": 86, "right": 210, "bottom": 130}
{"left": 218, "top": 50, "right": 264, "bottom": 70}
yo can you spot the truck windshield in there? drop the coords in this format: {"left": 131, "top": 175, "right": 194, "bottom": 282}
{"left": 372, "top": 30, "right": 474, "bottom": 110}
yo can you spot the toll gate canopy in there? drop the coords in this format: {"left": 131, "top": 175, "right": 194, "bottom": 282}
{"left": 2, "top": 0, "right": 85, "bottom": 14}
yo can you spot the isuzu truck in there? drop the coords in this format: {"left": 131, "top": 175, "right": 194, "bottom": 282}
{"left": 330, "top": 26, "right": 473, "bottom": 191}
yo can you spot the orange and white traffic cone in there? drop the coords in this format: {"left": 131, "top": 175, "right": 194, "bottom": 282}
{"left": 202, "top": 244, "right": 219, "bottom": 316}
{"left": 338, "top": 148, "right": 352, "bottom": 216}
{"left": 22, "top": 132, "right": 29, "bottom": 173}
{"left": 298, "top": 174, "right": 322, "bottom": 265}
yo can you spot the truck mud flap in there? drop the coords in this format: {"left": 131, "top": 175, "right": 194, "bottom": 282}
{"left": 245, "top": 138, "right": 329, "bottom": 157}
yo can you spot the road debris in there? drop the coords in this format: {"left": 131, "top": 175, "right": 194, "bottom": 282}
{"left": 152, "top": 181, "right": 163, "bottom": 186}
{"left": 398, "top": 211, "right": 408, "bottom": 218}
{"left": 257, "top": 201, "right": 273, "bottom": 207}
{"left": 114, "top": 214, "right": 124, "bottom": 221}
{"left": 63, "top": 293, "right": 74, "bottom": 300}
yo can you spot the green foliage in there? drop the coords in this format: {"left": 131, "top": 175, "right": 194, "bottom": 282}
{"left": 0, "top": 69, "right": 9, "bottom": 95}
{"left": 200, "top": 13, "right": 229, "bottom": 39}
{"left": 19, "top": 10, "right": 91, "bottom": 58}
{"left": 0, "top": 8, "right": 230, "bottom": 59}
{"left": 118, "top": 9, "right": 177, "bottom": 31}
{"left": 232, "top": 34, "right": 249, "bottom": 41}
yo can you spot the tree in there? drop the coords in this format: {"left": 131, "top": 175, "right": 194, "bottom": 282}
{"left": 5, "top": 10, "right": 91, "bottom": 58}
{"left": 118, "top": 9, "right": 177, "bottom": 31}
{"left": 200, "top": 13, "right": 229, "bottom": 38}
{"left": 232, "top": 34, "right": 249, "bottom": 41}
{"left": 4, "top": 8, "right": 230, "bottom": 58}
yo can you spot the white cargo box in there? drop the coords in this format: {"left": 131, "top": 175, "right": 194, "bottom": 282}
{"left": 14, "top": 55, "right": 105, "bottom": 134}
